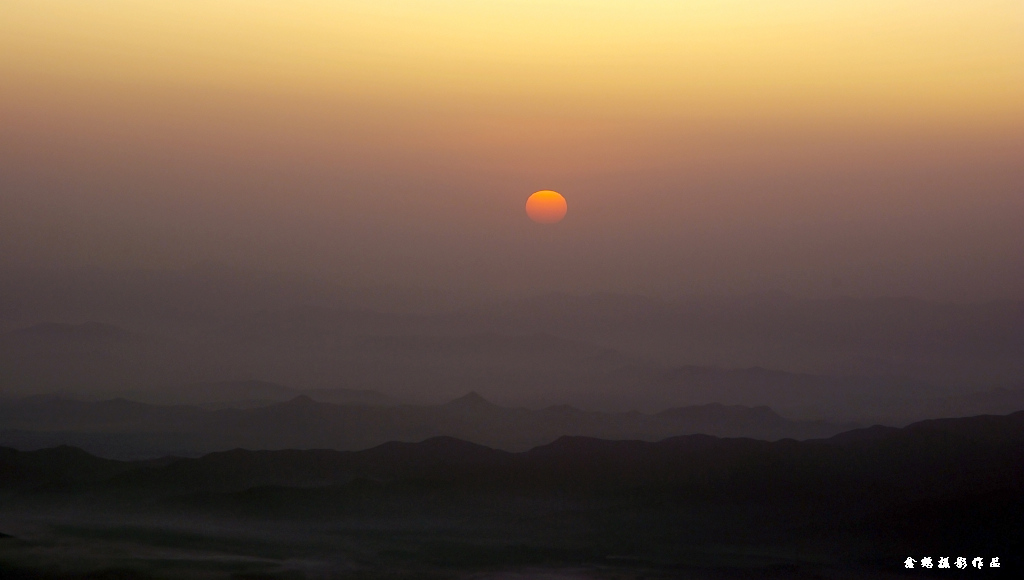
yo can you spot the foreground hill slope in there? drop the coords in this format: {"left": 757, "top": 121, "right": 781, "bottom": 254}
{"left": 0, "top": 412, "right": 1021, "bottom": 578}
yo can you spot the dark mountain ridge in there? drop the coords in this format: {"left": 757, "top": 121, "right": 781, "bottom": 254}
{"left": 0, "top": 393, "right": 849, "bottom": 459}
{"left": 3, "top": 411, "right": 1021, "bottom": 499}
{"left": 2, "top": 412, "right": 1021, "bottom": 578}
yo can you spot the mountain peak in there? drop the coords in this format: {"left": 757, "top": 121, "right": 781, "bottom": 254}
{"left": 285, "top": 395, "right": 316, "bottom": 406}
{"left": 444, "top": 391, "right": 496, "bottom": 409}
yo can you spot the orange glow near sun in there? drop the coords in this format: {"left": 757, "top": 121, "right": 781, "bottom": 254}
{"left": 525, "top": 190, "right": 567, "bottom": 224}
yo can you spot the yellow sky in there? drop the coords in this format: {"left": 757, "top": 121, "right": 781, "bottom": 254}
{"left": 2, "top": 2, "right": 1022, "bottom": 299}
{"left": 2, "top": 0, "right": 1022, "bottom": 125}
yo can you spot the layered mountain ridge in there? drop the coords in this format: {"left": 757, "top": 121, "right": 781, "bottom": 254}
{"left": 0, "top": 392, "right": 847, "bottom": 459}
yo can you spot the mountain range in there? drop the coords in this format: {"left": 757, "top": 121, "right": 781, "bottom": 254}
{"left": 1, "top": 411, "right": 1020, "bottom": 578}
{"left": 3, "top": 319, "right": 1022, "bottom": 424}
{"left": 2, "top": 269, "right": 1022, "bottom": 412}
{"left": 0, "top": 392, "right": 848, "bottom": 459}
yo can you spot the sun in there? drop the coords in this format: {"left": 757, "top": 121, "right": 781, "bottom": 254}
{"left": 525, "top": 190, "right": 567, "bottom": 224}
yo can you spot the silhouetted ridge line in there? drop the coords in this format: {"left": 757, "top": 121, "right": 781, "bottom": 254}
{"left": 1, "top": 392, "right": 855, "bottom": 459}
{"left": 1, "top": 411, "right": 1020, "bottom": 499}
{"left": 443, "top": 391, "right": 497, "bottom": 409}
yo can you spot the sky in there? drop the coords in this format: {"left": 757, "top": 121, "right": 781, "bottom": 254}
{"left": 1, "top": 1, "right": 1022, "bottom": 300}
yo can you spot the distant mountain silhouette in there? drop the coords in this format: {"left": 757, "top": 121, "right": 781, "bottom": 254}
{"left": 303, "top": 386, "right": 390, "bottom": 406}
{"left": 443, "top": 391, "right": 499, "bottom": 410}
{"left": 6, "top": 318, "right": 1006, "bottom": 421}
{"left": 0, "top": 320, "right": 213, "bottom": 396}
{"left": 3, "top": 268, "right": 1022, "bottom": 415}
{"left": 138, "top": 379, "right": 391, "bottom": 408}
{"left": 0, "top": 393, "right": 849, "bottom": 459}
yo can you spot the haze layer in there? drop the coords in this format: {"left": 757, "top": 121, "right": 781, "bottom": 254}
{"left": 2, "top": 1, "right": 1022, "bottom": 298}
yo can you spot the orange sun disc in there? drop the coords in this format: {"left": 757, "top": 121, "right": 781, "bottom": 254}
{"left": 525, "top": 190, "right": 567, "bottom": 224}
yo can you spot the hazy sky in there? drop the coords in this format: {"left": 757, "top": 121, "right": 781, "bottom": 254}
{"left": 2, "top": 1, "right": 1022, "bottom": 300}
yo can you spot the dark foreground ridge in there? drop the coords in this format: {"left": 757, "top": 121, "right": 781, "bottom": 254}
{"left": 1, "top": 412, "right": 1022, "bottom": 579}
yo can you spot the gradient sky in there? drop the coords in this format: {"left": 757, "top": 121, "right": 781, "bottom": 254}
{"left": 1, "top": 1, "right": 1022, "bottom": 299}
